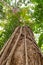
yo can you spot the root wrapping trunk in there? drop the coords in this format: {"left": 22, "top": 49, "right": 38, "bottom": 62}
{"left": 0, "top": 26, "right": 43, "bottom": 65}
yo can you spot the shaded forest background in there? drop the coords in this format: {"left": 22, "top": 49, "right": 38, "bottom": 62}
{"left": 0, "top": 0, "right": 43, "bottom": 53}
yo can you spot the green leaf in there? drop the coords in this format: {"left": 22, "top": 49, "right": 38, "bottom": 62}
{"left": 38, "top": 33, "right": 43, "bottom": 48}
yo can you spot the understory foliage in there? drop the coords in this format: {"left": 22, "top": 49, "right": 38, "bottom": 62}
{"left": 0, "top": 0, "right": 43, "bottom": 52}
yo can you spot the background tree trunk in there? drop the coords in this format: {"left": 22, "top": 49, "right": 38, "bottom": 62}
{"left": 0, "top": 26, "right": 42, "bottom": 65}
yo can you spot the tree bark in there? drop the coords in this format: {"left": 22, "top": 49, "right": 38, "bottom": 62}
{"left": 0, "top": 26, "right": 42, "bottom": 65}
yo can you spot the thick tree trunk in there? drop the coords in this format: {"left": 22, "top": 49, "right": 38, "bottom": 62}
{"left": 0, "top": 26, "right": 42, "bottom": 65}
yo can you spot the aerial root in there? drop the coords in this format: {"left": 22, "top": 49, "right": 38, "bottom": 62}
{"left": 24, "top": 27, "right": 28, "bottom": 65}
{"left": 0, "top": 37, "right": 11, "bottom": 56}
{"left": 0, "top": 26, "right": 19, "bottom": 65}
{"left": 6, "top": 27, "right": 22, "bottom": 65}
{"left": 27, "top": 34, "right": 41, "bottom": 54}
{"left": 1, "top": 58, "right": 7, "bottom": 65}
{"left": 0, "top": 26, "right": 42, "bottom": 65}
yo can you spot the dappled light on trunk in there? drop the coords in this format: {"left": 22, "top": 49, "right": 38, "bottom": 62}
{"left": 0, "top": 26, "right": 42, "bottom": 65}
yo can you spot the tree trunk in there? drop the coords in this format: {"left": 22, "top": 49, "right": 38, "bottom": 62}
{"left": 0, "top": 26, "right": 42, "bottom": 65}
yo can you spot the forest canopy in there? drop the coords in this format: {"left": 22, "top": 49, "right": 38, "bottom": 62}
{"left": 0, "top": 0, "right": 43, "bottom": 53}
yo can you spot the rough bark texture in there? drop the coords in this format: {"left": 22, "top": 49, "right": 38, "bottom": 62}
{"left": 0, "top": 26, "right": 43, "bottom": 65}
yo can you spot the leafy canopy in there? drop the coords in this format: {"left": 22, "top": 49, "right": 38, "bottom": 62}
{"left": 0, "top": 0, "right": 43, "bottom": 52}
